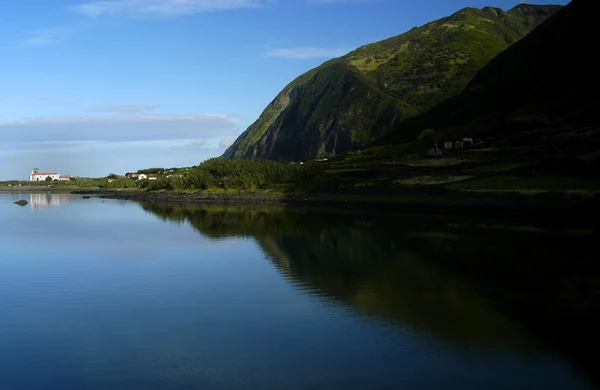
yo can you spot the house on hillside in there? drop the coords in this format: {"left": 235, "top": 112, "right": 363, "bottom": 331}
{"left": 443, "top": 138, "right": 474, "bottom": 150}
{"left": 107, "top": 175, "right": 127, "bottom": 183}
{"left": 124, "top": 173, "right": 158, "bottom": 181}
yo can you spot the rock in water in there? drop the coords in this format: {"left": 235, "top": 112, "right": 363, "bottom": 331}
{"left": 14, "top": 200, "right": 28, "bottom": 206}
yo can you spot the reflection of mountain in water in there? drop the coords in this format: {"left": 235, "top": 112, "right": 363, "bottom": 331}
{"left": 140, "top": 202, "right": 596, "bottom": 359}
{"left": 30, "top": 193, "right": 70, "bottom": 209}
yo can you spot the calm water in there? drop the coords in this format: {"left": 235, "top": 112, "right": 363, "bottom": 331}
{"left": 0, "top": 192, "right": 598, "bottom": 390}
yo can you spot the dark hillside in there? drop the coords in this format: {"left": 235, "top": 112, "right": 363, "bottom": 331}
{"left": 224, "top": 4, "right": 560, "bottom": 161}
{"left": 382, "top": 0, "right": 599, "bottom": 145}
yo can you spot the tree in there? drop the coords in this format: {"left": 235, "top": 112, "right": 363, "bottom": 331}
{"left": 45, "top": 176, "right": 52, "bottom": 182}
{"left": 137, "top": 178, "right": 150, "bottom": 188}
{"left": 417, "top": 129, "right": 436, "bottom": 141}
{"left": 108, "top": 178, "right": 136, "bottom": 189}
{"left": 107, "top": 173, "right": 118, "bottom": 179}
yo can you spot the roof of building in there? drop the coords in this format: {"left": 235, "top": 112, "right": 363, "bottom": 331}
{"left": 32, "top": 172, "right": 58, "bottom": 175}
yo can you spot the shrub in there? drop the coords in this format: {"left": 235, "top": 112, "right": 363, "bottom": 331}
{"left": 142, "top": 158, "right": 325, "bottom": 192}
{"left": 417, "top": 128, "right": 436, "bottom": 141}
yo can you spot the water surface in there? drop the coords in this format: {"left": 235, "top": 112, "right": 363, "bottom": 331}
{"left": 0, "top": 192, "right": 597, "bottom": 390}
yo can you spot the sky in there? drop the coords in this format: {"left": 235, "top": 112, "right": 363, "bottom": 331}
{"left": 0, "top": 0, "right": 567, "bottom": 180}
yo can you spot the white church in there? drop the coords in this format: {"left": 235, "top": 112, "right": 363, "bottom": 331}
{"left": 29, "top": 168, "right": 71, "bottom": 182}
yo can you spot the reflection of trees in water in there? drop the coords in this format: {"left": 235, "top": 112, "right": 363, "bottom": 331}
{"left": 261, "top": 227, "right": 535, "bottom": 352}
{"left": 142, "top": 201, "right": 600, "bottom": 385}
{"left": 142, "top": 202, "right": 568, "bottom": 353}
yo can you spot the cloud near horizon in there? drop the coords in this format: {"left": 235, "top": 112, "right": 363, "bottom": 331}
{"left": 71, "top": 0, "right": 263, "bottom": 17}
{"left": 0, "top": 113, "right": 240, "bottom": 143}
{"left": 0, "top": 112, "right": 241, "bottom": 179}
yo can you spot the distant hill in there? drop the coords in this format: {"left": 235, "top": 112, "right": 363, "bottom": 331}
{"left": 223, "top": 4, "right": 561, "bottom": 161}
{"left": 381, "top": 0, "right": 599, "bottom": 150}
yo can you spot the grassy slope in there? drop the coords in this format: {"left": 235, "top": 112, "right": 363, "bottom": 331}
{"left": 223, "top": 4, "right": 560, "bottom": 161}
{"left": 303, "top": 0, "right": 599, "bottom": 202}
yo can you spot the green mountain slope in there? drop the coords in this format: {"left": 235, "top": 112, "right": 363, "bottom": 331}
{"left": 381, "top": 0, "right": 599, "bottom": 147}
{"left": 223, "top": 4, "right": 561, "bottom": 161}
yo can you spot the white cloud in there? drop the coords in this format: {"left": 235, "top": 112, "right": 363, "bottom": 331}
{"left": 21, "top": 28, "right": 69, "bottom": 47}
{"left": 71, "top": 0, "right": 262, "bottom": 17}
{"left": 0, "top": 113, "right": 240, "bottom": 143}
{"left": 265, "top": 46, "right": 349, "bottom": 59}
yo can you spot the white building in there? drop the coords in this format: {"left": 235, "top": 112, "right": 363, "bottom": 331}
{"left": 30, "top": 168, "right": 60, "bottom": 182}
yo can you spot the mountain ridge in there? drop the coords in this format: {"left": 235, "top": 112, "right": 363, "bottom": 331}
{"left": 223, "top": 3, "right": 562, "bottom": 161}
{"left": 378, "top": 0, "right": 597, "bottom": 147}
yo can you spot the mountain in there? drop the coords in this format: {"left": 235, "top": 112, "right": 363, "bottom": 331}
{"left": 381, "top": 0, "right": 599, "bottom": 148}
{"left": 223, "top": 4, "right": 561, "bottom": 161}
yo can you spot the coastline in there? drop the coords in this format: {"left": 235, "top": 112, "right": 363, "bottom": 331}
{"left": 70, "top": 188, "right": 599, "bottom": 222}
{"left": 5, "top": 186, "right": 596, "bottom": 222}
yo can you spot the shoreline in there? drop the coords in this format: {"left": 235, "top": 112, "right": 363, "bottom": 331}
{"left": 5, "top": 187, "right": 597, "bottom": 222}
{"left": 71, "top": 188, "right": 599, "bottom": 222}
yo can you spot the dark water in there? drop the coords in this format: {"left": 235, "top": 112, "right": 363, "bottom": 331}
{"left": 1, "top": 192, "right": 598, "bottom": 390}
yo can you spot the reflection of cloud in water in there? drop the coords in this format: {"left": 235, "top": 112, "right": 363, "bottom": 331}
{"left": 29, "top": 193, "right": 70, "bottom": 209}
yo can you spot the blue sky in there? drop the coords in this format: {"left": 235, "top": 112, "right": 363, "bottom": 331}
{"left": 0, "top": 0, "right": 567, "bottom": 179}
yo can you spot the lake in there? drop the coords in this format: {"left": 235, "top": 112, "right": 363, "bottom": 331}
{"left": 0, "top": 191, "right": 598, "bottom": 390}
